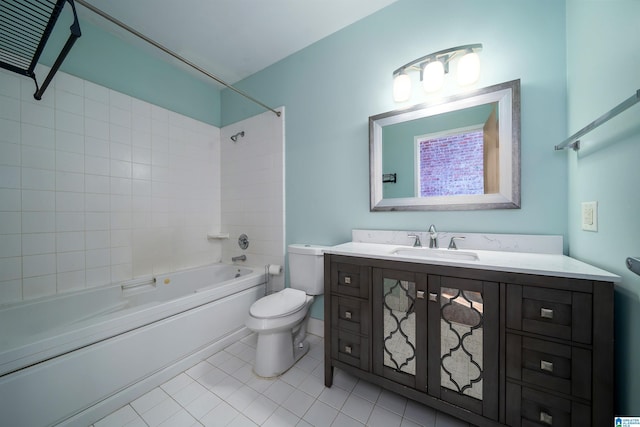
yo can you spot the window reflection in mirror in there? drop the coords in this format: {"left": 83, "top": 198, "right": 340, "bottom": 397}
{"left": 382, "top": 103, "right": 498, "bottom": 199}
{"left": 370, "top": 80, "right": 520, "bottom": 211}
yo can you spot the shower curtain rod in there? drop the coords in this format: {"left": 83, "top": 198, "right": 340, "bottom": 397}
{"left": 74, "top": 0, "right": 281, "bottom": 117}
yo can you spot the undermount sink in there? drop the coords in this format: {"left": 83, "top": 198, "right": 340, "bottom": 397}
{"left": 392, "top": 247, "right": 479, "bottom": 261}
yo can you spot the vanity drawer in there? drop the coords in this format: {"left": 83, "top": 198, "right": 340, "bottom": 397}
{"left": 331, "top": 329, "right": 369, "bottom": 371}
{"left": 331, "top": 296, "right": 369, "bottom": 335}
{"left": 506, "top": 383, "right": 590, "bottom": 427}
{"left": 507, "top": 285, "right": 592, "bottom": 344}
{"left": 331, "top": 262, "right": 370, "bottom": 299}
{"left": 506, "top": 334, "right": 592, "bottom": 400}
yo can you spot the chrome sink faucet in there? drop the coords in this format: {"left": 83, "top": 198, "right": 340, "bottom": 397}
{"left": 428, "top": 224, "right": 438, "bottom": 248}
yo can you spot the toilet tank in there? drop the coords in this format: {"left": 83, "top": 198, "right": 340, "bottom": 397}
{"left": 288, "top": 244, "right": 328, "bottom": 295}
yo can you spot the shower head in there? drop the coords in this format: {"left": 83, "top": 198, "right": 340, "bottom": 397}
{"left": 230, "top": 131, "right": 245, "bottom": 142}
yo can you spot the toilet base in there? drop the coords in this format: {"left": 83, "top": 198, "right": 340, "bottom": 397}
{"left": 253, "top": 332, "right": 310, "bottom": 378}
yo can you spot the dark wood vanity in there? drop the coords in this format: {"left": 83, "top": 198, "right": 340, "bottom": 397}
{"left": 324, "top": 253, "right": 614, "bottom": 427}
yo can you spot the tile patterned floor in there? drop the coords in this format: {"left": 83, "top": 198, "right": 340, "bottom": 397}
{"left": 93, "top": 334, "right": 472, "bottom": 427}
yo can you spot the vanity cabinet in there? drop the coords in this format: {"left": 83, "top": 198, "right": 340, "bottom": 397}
{"left": 328, "top": 259, "right": 371, "bottom": 371}
{"left": 324, "top": 254, "right": 614, "bottom": 427}
{"left": 371, "top": 267, "right": 500, "bottom": 420}
{"left": 504, "top": 279, "right": 614, "bottom": 427}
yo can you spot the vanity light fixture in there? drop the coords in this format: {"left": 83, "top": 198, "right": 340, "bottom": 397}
{"left": 392, "top": 43, "right": 483, "bottom": 102}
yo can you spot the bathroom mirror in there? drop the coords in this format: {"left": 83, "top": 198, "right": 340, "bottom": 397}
{"left": 370, "top": 79, "right": 520, "bottom": 211}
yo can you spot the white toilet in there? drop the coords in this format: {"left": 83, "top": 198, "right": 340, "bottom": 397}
{"left": 245, "top": 244, "right": 327, "bottom": 377}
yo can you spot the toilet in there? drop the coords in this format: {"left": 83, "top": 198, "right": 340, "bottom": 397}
{"left": 245, "top": 244, "right": 327, "bottom": 377}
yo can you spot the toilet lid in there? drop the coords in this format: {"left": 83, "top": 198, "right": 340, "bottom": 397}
{"left": 250, "top": 288, "right": 307, "bottom": 318}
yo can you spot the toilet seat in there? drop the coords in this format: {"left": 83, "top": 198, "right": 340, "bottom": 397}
{"left": 250, "top": 288, "right": 307, "bottom": 319}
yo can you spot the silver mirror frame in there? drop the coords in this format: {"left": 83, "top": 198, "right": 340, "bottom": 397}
{"left": 370, "top": 79, "right": 521, "bottom": 211}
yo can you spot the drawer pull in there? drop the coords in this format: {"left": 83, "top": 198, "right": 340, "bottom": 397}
{"left": 344, "top": 345, "right": 352, "bottom": 354}
{"left": 540, "top": 360, "right": 554, "bottom": 372}
{"left": 429, "top": 292, "right": 438, "bottom": 302}
{"left": 344, "top": 276, "right": 351, "bottom": 284}
{"left": 540, "top": 308, "right": 554, "bottom": 319}
{"left": 344, "top": 311, "right": 352, "bottom": 320}
{"left": 539, "top": 411, "right": 553, "bottom": 425}
{"left": 416, "top": 290, "right": 425, "bottom": 299}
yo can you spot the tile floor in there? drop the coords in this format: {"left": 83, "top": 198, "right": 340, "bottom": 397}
{"left": 93, "top": 334, "right": 472, "bottom": 427}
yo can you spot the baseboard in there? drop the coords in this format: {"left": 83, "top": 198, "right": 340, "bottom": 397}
{"left": 307, "top": 317, "right": 324, "bottom": 338}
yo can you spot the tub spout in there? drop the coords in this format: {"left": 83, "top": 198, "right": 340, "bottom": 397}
{"left": 232, "top": 254, "right": 246, "bottom": 262}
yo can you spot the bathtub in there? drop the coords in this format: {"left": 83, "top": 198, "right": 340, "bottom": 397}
{"left": 0, "top": 263, "right": 265, "bottom": 426}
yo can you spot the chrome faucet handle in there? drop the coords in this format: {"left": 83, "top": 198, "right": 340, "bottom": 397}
{"left": 448, "top": 236, "right": 465, "bottom": 250}
{"left": 407, "top": 233, "right": 422, "bottom": 247}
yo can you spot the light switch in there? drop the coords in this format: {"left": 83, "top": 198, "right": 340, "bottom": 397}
{"left": 581, "top": 201, "right": 598, "bottom": 231}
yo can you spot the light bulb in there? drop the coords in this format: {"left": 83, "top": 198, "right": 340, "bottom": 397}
{"left": 422, "top": 60, "right": 445, "bottom": 92}
{"left": 457, "top": 51, "right": 480, "bottom": 86}
{"left": 393, "top": 72, "right": 411, "bottom": 102}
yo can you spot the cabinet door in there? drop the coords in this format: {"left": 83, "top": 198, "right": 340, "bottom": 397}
{"left": 427, "top": 275, "right": 500, "bottom": 421}
{"left": 372, "top": 268, "right": 428, "bottom": 389}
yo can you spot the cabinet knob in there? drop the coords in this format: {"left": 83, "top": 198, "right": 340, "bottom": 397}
{"left": 344, "top": 276, "right": 351, "bottom": 284}
{"left": 540, "top": 360, "right": 554, "bottom": 373}
{"left": 416, "top": 290, "right": 425, "bottom": 299}
{"left": 539, "top": 411, "right": 553, "bottom": 425}
{"left": 429, "top": 292, "right": 438, "bottom": 302}
{"left": 540, "top": 308, "right": 554, "bottom": 319}
{"left": 344, "top": 311, "right": 352, "bottom": 320}
{"left": 344, "top": 345, "right": 352, "bottom": 354}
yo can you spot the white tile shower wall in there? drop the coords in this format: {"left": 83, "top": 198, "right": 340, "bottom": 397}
{"left": 0, "top": 68, "right": 222, "bottom": 304}
{"left": 221, "top": 109, "right": 285, "bottom": 291}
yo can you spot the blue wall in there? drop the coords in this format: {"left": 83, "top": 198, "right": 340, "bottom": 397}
{"left": 222, "top": 0, "right": 568, "bottom": 319}
{"left": 222, "top": 0, "right": 568, "bottom": 241}
{"left": 566, "top": 0, "right": 640, "bottom": 415}
{"left": 40, "top": 9, "right": 222, "bottom": 126}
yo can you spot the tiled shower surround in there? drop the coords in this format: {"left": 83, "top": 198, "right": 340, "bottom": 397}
{"left": 221, "top": 108, "right": 286, "bottom": 292}
{"left": 0, "top": 68, "right": 284, "bottom": 305}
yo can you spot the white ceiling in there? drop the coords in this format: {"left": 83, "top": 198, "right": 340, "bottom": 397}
{"left": 77, "top": 0, "right": 399, "bottom": 86}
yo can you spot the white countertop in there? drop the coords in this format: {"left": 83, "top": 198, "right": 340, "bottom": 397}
{"left": 325, "top": 242, "right": 621, "bottom": 283}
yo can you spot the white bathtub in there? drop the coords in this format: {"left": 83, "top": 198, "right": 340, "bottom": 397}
{"left": 0, "top": 263, "right": 265, "bottom": 426}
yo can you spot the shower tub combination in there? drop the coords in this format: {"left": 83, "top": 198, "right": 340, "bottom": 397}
{"left": 0, "top": 263, "right": 265, "bottom": 426}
